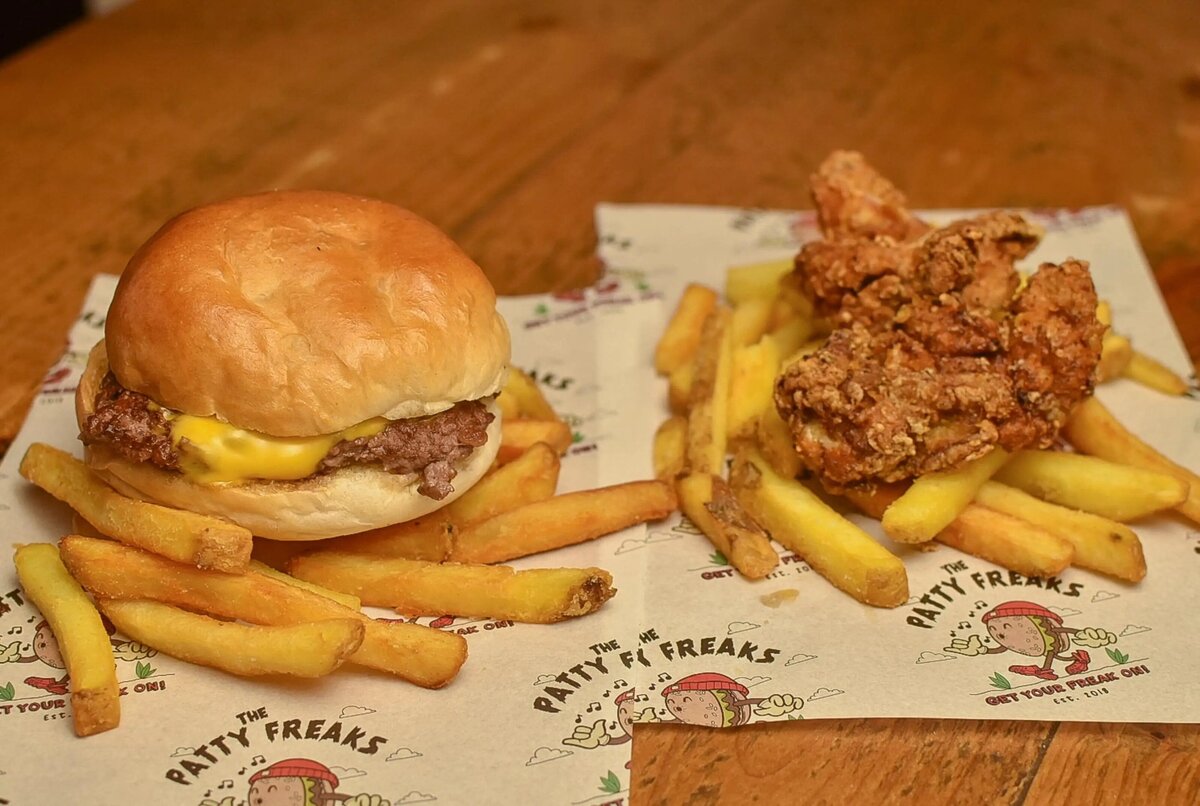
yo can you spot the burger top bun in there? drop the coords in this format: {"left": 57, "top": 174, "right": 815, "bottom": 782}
{"left": 105, "top": 190, "right": 510, "bottom": 437}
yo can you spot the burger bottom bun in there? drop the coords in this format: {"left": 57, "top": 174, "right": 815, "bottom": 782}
{"left": 84, "top": 399, "right": 502, "bottom": 541}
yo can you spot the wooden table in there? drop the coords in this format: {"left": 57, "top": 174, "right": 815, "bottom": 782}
{"left": 2, "top": 2, "right": 1197, "bottom": 802}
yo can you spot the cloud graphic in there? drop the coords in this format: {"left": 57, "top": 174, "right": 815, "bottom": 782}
{"left": 395, "top": 792, "right": 437, "bottom": 804}
{"left": 170, "top": 747, "right": 195, "bottom": 758}
{"left": 330, "top": 766, "right": 366, "bottom": 780}
{"left": 613, "top": 530, "right": 683, "bottom": 555}
{"left": 387, "top": 747, "right": 422, "bottom": 762}
{"left": 526, "top": 746, "right": 573, "bottom": 766}
{"left": 808, "top": 687, "right": 844, "bottom": 701}
{"left": 727, "top": 621, "right": 760, "bottom": 635}
{"left": 1120, "top": 624, "right": 1151, "bottom": 637}
{"left": 735, "top": 676, "right": 772, "bottom": 688}
{"left": 1049, "top": 606, "right": 1082, "bottom": 618}
{"left": 916, "top": 651, "right": 956, "bottom": 664}
{"left": 785, "top": 653, "right": 817, "bottom": 666}
{"left": 339, "top": 705, "right": 376, "bottom": 718}
{"left": 533, "top": 673, "right": 559, "bottom": 686}
{"left": 1091, "top": 591, "right": 1120, "bottom": 603}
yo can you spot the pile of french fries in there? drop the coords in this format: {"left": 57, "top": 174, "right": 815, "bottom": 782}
{"left": 14, "top": 368, "right": 675, "bottom": 737}
{"left": 653, "top": 259, "right": 1200, "bottom": 608}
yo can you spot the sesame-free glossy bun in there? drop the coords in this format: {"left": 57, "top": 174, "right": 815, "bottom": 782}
{"left": 76, "top": 343, "right": 502, "bottom": 540}
{"left": 105, "top": 190, "right": 510, "bottom": 437}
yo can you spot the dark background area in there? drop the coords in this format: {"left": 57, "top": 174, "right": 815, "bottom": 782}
{"left": 1, "top": 1, "right": 85, "bottom": 60}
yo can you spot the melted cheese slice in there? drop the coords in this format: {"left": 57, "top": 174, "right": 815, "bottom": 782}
{"left": 169, "top": 414, "right": 388, "bottom": 484}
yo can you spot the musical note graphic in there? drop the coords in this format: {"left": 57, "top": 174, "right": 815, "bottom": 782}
{"left": 958, "top": 621, "right": 970, "bottom": 629}
{"left": 574, "top": 714, "right": 582, "bottom": 724}
{"left": 602, "top": 690, "right": 610, "bottom": 698}
{"left": 218, "top": 780, "right": 233, "bottom": 789}
{"left": 975, "top": 600, "right": 988, "bottom": 609}
{"left": 656, "top": 672, "right": 672, "bottom": 682}
{"left": 612, "top": 679, "right": 628, "bottom": 689}
{"left": 251, "top": 755, "right": 265, "bottom": 766}
{"left": 7, "top": 627, "right": 20, "bottom": 635}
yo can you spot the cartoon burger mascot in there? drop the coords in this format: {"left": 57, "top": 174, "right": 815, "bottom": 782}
{"left": 247, "top": 758, "right": 347, "bottom": 806}
{"left": 945, "top": 600, "right": 1118, "bottom": 681}
{"left": 563, "top": 689, "right": 658, "bottom": 750}
{"left": 661, "top": 672, "right": 803, "bottom": 727}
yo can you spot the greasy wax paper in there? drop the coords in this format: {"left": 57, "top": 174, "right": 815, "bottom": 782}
{"left": 0, "top": 204, "right": 1197, "bottom": 805}
{"left": 595, "top": 203, "right": 1199, "bottom": 729}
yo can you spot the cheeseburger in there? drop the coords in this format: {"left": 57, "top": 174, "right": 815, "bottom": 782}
{"left": 75, "top": 191, "right": 510, "bottom": 540}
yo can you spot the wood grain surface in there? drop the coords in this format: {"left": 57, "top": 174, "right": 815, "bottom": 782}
{"left": 0, "top": 1, "right": 1197, "bottom": 802}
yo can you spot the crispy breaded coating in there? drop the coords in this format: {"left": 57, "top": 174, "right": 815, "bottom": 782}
{"left": 776, "top": 153, "right": 1103, "bottom": 488}
{"left": 811, "top": 150, "right": 930, "bottom": 242}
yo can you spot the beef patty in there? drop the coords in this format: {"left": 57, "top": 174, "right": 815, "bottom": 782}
{"left": 80, "top": 373, "right": 494, "bottom": 499}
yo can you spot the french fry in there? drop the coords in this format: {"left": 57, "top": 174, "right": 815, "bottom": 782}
{"left": 881, "top": 448, "right": 1009, "bottom": 544}
{"left": 19, "top": 443, "right": 251, "bottom": 573}
{"left": 495, "top": 387, "right": 521, "bottom": 421}
{"left": 248, "top": 560, "right": 362, "bottom": 610}
{"left": 655, "top": 283, "right": 719, "bottom": 374}
{"left": 1095, "top": 300, "right": 1112, "bottom": 326}
{"left": 973, "top": 482, "right": 1145, "bottom": 582}
{"left": 447, "top": 441, "right": 561, "bottom": 525}
{"left": 70, "top": 512, "right": 105, "bottom": 539}
{"left": 770, "top": 317, "right": 815, "bottom": 358}
{"left": 725, "top": 258, "right": 792, "bottom": 304}
{"left": 727, "top": 335, "right": 782, "bottom": 440}
{"left": 730, "top": 298, "right": 773, "bottom": 347}
{"left": 501, "top": 367, "right": 561, "bottom": 420}
{"left": 994, "top": 449, "right": 1187, "bottom": 522}
{"left": 730, "top": 448, "right": 907, "bottom": 607}
{"left": 498, "top": 419, "right": 573, "bottom": 463}
{"left": 315, "top": 519, "right": 455, "bottom": 562}
{"left": 778, "top": 274, "right": 816, "bottom": 320}
{"left": 667, "top": 361, "right": 694, "bottom": 414}
{"left": 1122, "top": 350, "right": 1190, "bottom": 396}
{"left": 1097, "top": 332, "right": 1133, "bottom": 382}
{"left": 653, "top": 416, "right": 688, "bottom": 481}
{"left": 687, "top": 308, "right": 733, "bottom": 475}
{"left": 99, "top": 600, "right": 363, "bottom": 678}
{"left": 59, "top": 536, "right": 466, "bottom": 688}
{"left": 842, "top": 483, "right": 905, "bottom": 520}
{"left": 451, "top": 481, "right": 677, "bottom": 564}
{"left": 676, "top": 473, "right": 778, "bottom": 579}
{"left": 289, "top": 553, "right": 615, "bottom": 623}
{"left": 1065, "top": 397, "right": 1200, "bottom": 525}
{"left": 935, "top": 506, "right": 1074, "bottom": 578}
{"left": 13, "top": 544, "right": 119, "bottom": 736}
{"left": 755, "top": 403, "right": 801, "bottom": 480}
{"left": 781, "top": 338, "right": 825, "bottom": 370}
{"left": 768, "top": 298, "right": 797, "bottom": 330}
{"left": 320, "top": 447, "right": 563, "bottom": 561}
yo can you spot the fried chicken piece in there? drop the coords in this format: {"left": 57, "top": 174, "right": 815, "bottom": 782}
{"left": 796, "top": 211, "right": 1040, "bottom": 323}
{"left": 1001, "top": 259, "right": 1104, "bottom": 439}
{"left": 778, "top": 324, "right": 1017, "bottom": 485}
{"left": 811, "top": 150, "right": 930, "bottom": 242}
{"left": 778, "top": 151, "right": 1101, "bottom": 487}
{"left": 776, "top": 259, "right": 1103, "bottom": 488}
